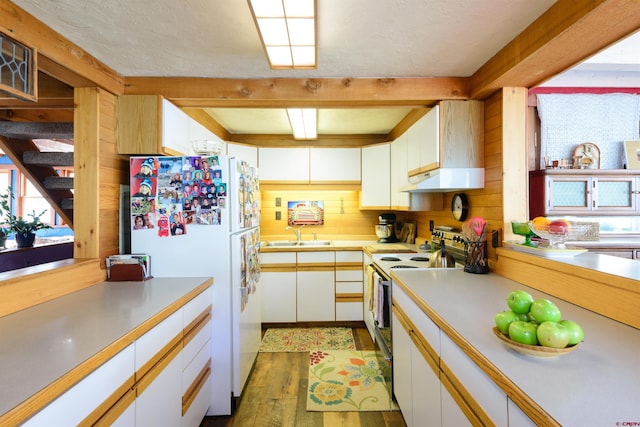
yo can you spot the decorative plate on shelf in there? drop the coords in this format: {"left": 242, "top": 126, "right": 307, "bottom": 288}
{"left": 573, "top": 142, "right": 600, "bottom": 169}
{"left": 492, "top": 327, "right": 579, "bottom": 358}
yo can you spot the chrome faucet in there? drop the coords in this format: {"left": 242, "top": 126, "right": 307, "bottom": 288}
{"left": 285, "top": 225, "right": 304, "bottom": 243}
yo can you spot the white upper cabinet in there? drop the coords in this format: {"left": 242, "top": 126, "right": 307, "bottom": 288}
{"left": 361, "top": 143, "right": 391, "bottom": 209}
{"left": 391, "top": 133, "right": 410, "bottom": 210}
{"left": 310, "top": 147, "right": 361, "bottom": 182}
{"left": 407, "top": 100, "right": 484, "bottom": 178}
{"left": 258, "top": 147, "right": 310, "bottom": 182}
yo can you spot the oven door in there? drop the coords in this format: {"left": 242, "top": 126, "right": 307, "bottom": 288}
{"left": 371, "top": 269, "right": 393, "bottom": 397}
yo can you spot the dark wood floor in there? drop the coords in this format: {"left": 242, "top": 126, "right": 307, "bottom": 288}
{"left": 200, "top": 327, "right": 406, "bottom": 427}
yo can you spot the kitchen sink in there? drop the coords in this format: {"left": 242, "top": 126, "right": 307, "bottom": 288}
{"left": 262, "top": 240, "right": 332, "bottom": 247}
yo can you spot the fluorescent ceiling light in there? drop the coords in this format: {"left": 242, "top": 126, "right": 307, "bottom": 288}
{"left": 248, "top": 0, "right": 317, "bottom": 69}
{"left": 287, "top": 108, "right": 317, "bottom": 140}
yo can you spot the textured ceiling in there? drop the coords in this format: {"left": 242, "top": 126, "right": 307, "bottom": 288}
{"left": 12, "top": 0, "right": 640, "bottom": 137}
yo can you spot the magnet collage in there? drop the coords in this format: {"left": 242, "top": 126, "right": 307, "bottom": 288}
{"left": 130, "top": 156, "right": 227, "bottom": 237}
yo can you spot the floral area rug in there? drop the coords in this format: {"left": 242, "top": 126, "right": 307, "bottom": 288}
{"left": 258, "top": 327, "right": 356, "bottom": 352}
{"left": 307, "top": 350, "right": 397, "bottom": 412}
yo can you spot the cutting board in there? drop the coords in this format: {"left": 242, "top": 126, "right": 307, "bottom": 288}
{"left": 399, "top": 221, "right": 417, "bottom": 243}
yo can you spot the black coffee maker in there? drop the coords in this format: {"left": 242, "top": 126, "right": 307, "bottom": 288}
{"left": 375, "top": 213, "right": 398, "bottom": 243}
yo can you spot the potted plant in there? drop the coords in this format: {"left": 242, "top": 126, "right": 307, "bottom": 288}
{"left": 0, "top": 187, "right": 52, "bottom": 248}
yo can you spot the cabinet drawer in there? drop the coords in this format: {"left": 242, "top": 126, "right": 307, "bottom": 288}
{"left": 260, "top": 251, "right": 297, "bottom": 264}
{"left": 297, "top": 251, "right": 335, "bottom": 264}
{"left": 136, "top": 309, "right": 183, "bottom": 375}
{"left": 393, "top": 285, "right": 441, "bottom": 355}
{"left": 183, "top": 338, "right": 212, "bottom": 395}
{"left": 183, "top": 317, "right": 211, "bottom": 370}
{"left": 336, "top": 301, "right": 363, "bottom": 321}
{"left": 440, "top": 333, "right": 507, "bottom": 426}
{"left": 183, "top": 287, "right": 212, "bottom": 329}
{"left": 336, "top": 251, "right": 363, "bottom": 263}
{"left": 336, "top": 281, "right": 363, "bottom": 294}
{"left": 24, "top": 344, "right": 135, "bottom": 427}
{"left": 336, "top": 269, "right": 363, "bottom": 281}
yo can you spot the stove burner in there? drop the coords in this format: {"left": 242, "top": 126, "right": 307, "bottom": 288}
{"left": 380, "top": 256, "right": 401, "bottom": 261}
{"left": 390, "top": 265, "right": 418, "bottom": 269}
{"left": 410, "top": 256, "right": 429, "bottom": 262}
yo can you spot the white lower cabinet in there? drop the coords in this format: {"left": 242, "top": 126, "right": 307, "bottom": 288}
{"left": 297, "top": 269, "right": 335, "bottom": 321}
{"left": 335, "top": 251, "right": 363, "bottom": 321}
{"left": 23, "top": 287, "right": 212, "bottom": 427}
{"left": 412, "top": 343, "right": 441, "bottom": 427}
{"left": 260, "top": 252, "right": 297, "bottom": 322}
{"left": 392, "top": 314, "right": 414, "bottom": 426}
{"left": 440, "top": 382, "right": 472, "bottom": 427}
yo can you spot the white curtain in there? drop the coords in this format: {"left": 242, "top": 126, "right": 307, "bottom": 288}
{"left": 537, "top": 93, "right": 640, "bottom": 169}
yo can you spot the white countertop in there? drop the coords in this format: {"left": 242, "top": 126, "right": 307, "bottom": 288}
{"left": 390, "top": 268, "right": 640, "bottom": 426}
{"left": 0, "top": 277, "right": 212, "bottom": 419}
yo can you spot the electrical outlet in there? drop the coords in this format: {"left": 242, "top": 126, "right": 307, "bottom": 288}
{"left": 275, "top": 211, "right": 281, "bottom": 220}
{"left": 275, "top": 197, "right": 281, "bottom": 207}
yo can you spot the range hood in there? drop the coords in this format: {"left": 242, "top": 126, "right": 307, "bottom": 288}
{"left": 401, "top": 168, "right": 485, "bottom": 193}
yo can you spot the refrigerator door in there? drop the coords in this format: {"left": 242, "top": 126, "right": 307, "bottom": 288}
{"left": 229, "top": 158, "right": 260, "bottom": 233}
{"left": 231, "top": 226, "right": 261, "bottom": 396}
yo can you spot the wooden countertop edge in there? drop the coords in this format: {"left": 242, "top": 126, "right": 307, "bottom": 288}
{"left": 261, "top": 245, "right": 366, "bottom": 252}
{"left": 393, "top": 279, "right": 561, "bottom": 427}
{"left": 0, "top": 279, "right": 213, "bottom": 426}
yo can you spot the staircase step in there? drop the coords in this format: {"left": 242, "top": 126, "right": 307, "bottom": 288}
{"left": 61, "top": 198, "right": 74, "bottom": 210}
{"left": 0, "top": 122, "right": 73, "bottom": 139}
{"left": 23, "top": 151, "right": 74, "bottom": 167}
{"left": 43, "top": 176, "right": 74, "bottom": 190}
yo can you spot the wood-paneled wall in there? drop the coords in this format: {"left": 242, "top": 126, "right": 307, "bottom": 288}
{"left": 260, "top": 184, "right": 382, "bottom": 240}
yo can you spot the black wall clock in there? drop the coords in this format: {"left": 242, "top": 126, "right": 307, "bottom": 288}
{"left": 451, "top": 193, "right": 469, "bottom": 222}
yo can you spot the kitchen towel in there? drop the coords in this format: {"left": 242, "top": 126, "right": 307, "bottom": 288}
{"left": 366, "top": 265, "right": 375, "bottom": 312}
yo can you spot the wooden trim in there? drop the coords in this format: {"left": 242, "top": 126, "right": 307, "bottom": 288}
{"left": 335, "top": 263, "right": 363, "bottom": 270}
{"left": 136, "top": 339, "right": 182, "bottom": 396}
{"left": 0, "top": 259, "right": 105, "bottom": 318}
{"left": 260, "top": 264, "right": 297, "bottom": 272}
{"left": 335, "top": 294, "right": 363, "bottom": 303}
{"left": 78, "top": 375, "right": 136, "bottom": 427}
{"left": 123, "top": 77, "right": 470, "bottom": 107}
{"left": 92, "top": 389, "right": 136, "bottom": 427}
{"left": 392, "top": 302, "right": 439, "bottom": 366}
{"left": 439, "top": 372, "right": 485, "bottom": 426}
{"left": 494, "top": 248, "right": 640, "bottom": 329}
{"left": 183, "top": 311, "right": 212, "bottom": 348}
{"left": 408, "top": 162, "right": 439, "bottom": 177}
{"left": 440, "top": 359, "right": 495, "bottom": 427}
{"left": 182, "top": 361, "right": 211, "bottom": 415}
{"left": 136, "top": 331, "right": 183, "bottom": 383}
{"left": 296, "top": 264, "right": 334, "bottom": 271}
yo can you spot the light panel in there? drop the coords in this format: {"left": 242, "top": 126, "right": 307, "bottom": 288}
{"left": 248, "top": 0, "right": 317, "bottom": 69}
{"left": 287, "top": 108, "right": 317, "bottom": 140}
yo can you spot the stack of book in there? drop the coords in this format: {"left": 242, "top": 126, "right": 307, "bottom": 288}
{"left": 107, "top": 254, "right": 151, "bottom": 281}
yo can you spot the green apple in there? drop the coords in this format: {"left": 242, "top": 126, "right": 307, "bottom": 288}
{"left": 506, "top": 290, "right": 534, "bottom": 314}
{"left": 536, "top": 321, "right": 570, "bottom": 348}
{"left": 508, "top": 321, "right": 538, "bottom": 346}
{"left": 559, "top": 319, "right": 585, "bottom": 345}
{"left": 495, "top": 310, "right": 519, "bottom": 335}
{"left": 530, "top": 299, "right": 562, "bottom": 323}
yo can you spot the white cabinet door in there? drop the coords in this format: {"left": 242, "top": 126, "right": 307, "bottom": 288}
{"left": 310, "top": 147, "right": 361, "bottom": 182}
{"left": 412, "top": 344, "right": 442, "bottom": 427}
{"left": 23, "top": 344, "right": 135, "bottom": 426}
{"left": 407, "top": 108, "right": 439, "bottom": 175}
{"left": 390, "top": 133, "right": 409, "bottom": 209}
{"left": 135, "top": 346, "right": 183, "bottom": 427}
{"left": 261, "top": 271, "right": 297, "bottom": 322}
{"left": 297, "top": 270, "right": 335, "bottom": 321}
{"left": 441, "top": 382, "right": 472, "bottom": 427}
{"left": 392, "top": 314, "right": 414, "bottom": 427}
{"left": 361, "top": 144, "right": 391, "bottom": 209}
{"left": 258, "top": 147, "right": 310, "bottom": 182}
{"left": 162, "top": 98, "right": 191, "bottom": 155}
{"left": 440, "top": 333, "right": 508, "bottom": 426}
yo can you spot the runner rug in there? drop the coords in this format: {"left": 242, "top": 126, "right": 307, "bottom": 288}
{"left": 307, "top": 350, "right": 396, "bottom": 412}
{"left": 258, "top": 327, "right": 356, "bottom": 352}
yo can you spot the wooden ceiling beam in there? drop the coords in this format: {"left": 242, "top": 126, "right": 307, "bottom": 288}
{"left": 228, "top": 133, "right": 390, "bottom": 147}
{"left": 0, "top": 0, "right": 124, "bottom": 94}
{"left": 470, "top": 0, "right": 640, "bottom": 99}
{"left": 124, "top": 77, "right": 469, "bottom": 108}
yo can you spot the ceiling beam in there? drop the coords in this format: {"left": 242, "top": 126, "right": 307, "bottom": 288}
{"left": 0, "top": 0, "right": 124, "bottom": 95}
{"left": 124, "top": 77, "right": 469, "bottom": 108}
{"left": 228, "top": 133, "right": 390, "bottom": 147}
{"left": 470, "top": 0, "right": 640, "bottom": 99}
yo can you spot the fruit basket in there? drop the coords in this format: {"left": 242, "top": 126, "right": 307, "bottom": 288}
{"left": 529, "top": 220, "right": 589, "bottom": 250}
{"left": 492, "top": 327, "right": 579, "bottom": 358}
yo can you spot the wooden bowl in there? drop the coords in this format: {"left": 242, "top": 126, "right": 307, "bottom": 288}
{"left": 492, "top": 327, "right": 579, "bottom": 358}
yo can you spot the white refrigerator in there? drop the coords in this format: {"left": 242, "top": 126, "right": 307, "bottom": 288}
{"left": 129, "top": 155, "right": 261, "bottom": 415}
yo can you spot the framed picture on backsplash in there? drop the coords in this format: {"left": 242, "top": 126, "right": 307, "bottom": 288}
{"left": 288, "top": 200, "right": 324, "bottom": 225}
{"left": 623, "top": 140, "right": 640, "bottom": 170}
